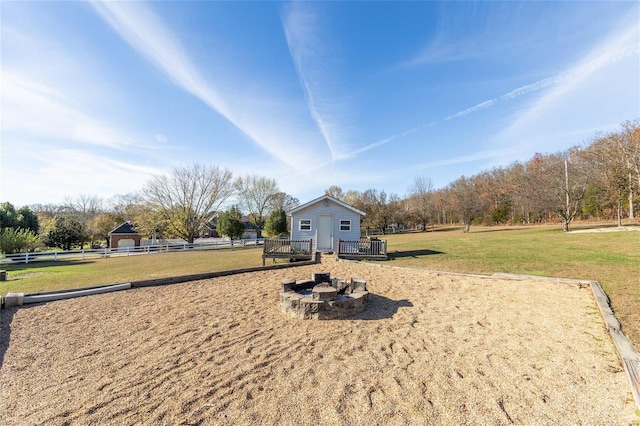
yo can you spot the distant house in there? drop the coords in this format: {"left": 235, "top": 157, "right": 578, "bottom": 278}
{"left": 201, "top": 222, "right": 219, "bottom": 238}
{"left": 241, "top": 218, "right": 259, "bottom": 240}
{"left": 108, "top": 221, "right": 141, "bottom": 249}
{"left": 203, "top": 218, "right": 259, "bottom": 239}
{"left": 287, "top": 194, "right": 365, "bottom": 252}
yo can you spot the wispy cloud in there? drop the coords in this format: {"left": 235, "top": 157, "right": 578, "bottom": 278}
{"left": 92, "top": 1, "right": 322, "bottom": 169}
{"left": 502, "top": 44, "right": 638, "bottom": 101}
{"left": 280, "top": 122, "right": 436, "bottom": 184}
{"left": 33, "top": 148, "right": 162, "bottom": 183}
{"left": 444, "top": 39, "right": 638, "bottom": 122}
{"left": 493, "top": 17, "right": 640, "bottom": 152}
{"left": 0, "top": 141, "right": 163, "bottom": 205}
{"left": 401, "top": 2, "right": 522, "bottom": 68}
{"left": 412, "top": 148, "right": 517, "bottom": 171}
{"left": 0, "top": 12, "right": 182, "bottom": 206}
{"left": 339, "top": 123, "right": 436, "bottom": 160}
{"left": 2, "top": 72, "right": 133, "bottom": 149}
{"left": 282, "top": 3, "right": 348, "bottom": 160}
{"left": 308, "top": 33, "right": 637, "bottom": 169}
{"left": 405, "top": 35, "right": 488, "bottom": 68}
{"left": 326, "top": 26, "right": 637, "bottom": 164}
{"left": 445, "top": 100, "right": 497, "bottom": 120}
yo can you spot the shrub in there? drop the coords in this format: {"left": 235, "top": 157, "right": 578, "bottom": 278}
{"left": 0, "top": 227, "right": 41, "bottom": 254}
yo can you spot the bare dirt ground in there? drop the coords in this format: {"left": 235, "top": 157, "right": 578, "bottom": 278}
{"left": 0, "top": 255, "right": 637, "bottom": 425}
{"left": 569, "top": 225, "right": 640, "bottom": 233}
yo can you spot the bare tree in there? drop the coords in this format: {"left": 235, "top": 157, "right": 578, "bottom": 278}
{"left": 342, "top": 190, "right": 362, "bottom": 208}
{"left": 449, "top": 176, "right": 482, "bottom": 233}
{"left": 583, "top": 134, "right": 630, "bottom": 226}
{"left": 431, "top": 188, "right": 455, "bottom": 225}
{"left": 108, "top": 193, "right": 144, "bottom": 224}
{"left": 407, "top": 176, "right": 433, "bottom": 231}
{"left": 358, "top": 189, "right": 400, "bottom": 235}
{"left": 143, "top": 163, "right": 234, "bottom": 243}
{"left": 527, "top": 150, "right": 591, "bottom": 232}
{"left": 74, "top": 194, "right": 103, "bottom": 222}
{"left": 325, "top": 185, "right": 344, "bottom": 200}
{"left": 557, "top": 153, "right": 589, "bottom": 231}
{"left": 474, "top": 168, "right": 514, "bottom": 225}
{"left": 614, "top": 119, "right": 640, "bottom": 219}
{"left": 270, "top": 192, "right": 300, "bottom": 212}
{"left": 74, "top": 194, "right": 104, "bottom": 246}
{"left": 235, "top": 175, "right": 279, "bottom": 238}
{"left": 506, "top": 162, "right": 539, "bottom": 224}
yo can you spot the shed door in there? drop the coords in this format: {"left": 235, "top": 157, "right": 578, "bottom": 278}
{"left": 317, "top": 215, "right": 333, "bottom": 250}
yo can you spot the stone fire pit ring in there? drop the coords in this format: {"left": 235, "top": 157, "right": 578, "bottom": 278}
{"left": 279, "top": 272, "right": 369, "bottom": 320}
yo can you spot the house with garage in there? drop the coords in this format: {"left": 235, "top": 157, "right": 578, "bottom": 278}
{"left": 287, "top": 194, "right": 365, "bottom": 252}
{"left": 108, "top": 221, "right": 141, "bottom": 250}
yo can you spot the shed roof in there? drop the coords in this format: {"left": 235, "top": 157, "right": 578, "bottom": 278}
{"left": 108, "top": 221, "right": 139, "bottom": 235}
{"left": 286, "top": 194, "right": 366, "bottom": 216}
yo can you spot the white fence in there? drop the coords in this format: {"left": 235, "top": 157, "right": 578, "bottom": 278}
{"left": 0, "top": 238, "right": 264, "bottom": 265}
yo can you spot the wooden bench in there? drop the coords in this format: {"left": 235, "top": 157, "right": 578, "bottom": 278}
{"left": 337, "top": 238, "right": 388, "bottom": 260}
{"left": 262, "top": 238, "right": 313, "bottom": 265}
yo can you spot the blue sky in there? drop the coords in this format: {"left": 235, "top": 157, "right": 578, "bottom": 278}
{"left": 2, "top": 1, "right": 639, "bottom": 207}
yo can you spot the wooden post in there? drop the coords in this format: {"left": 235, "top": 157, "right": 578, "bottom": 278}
{"left": 590, "top": 281, "right": 640, "bottom": 409}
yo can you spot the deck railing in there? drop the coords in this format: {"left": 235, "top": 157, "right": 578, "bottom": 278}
{"left": 262, "top": 238, "right": 313, "bottom": 265}
{"left": 338, "top": 238, "right": 387, "bottom": 260}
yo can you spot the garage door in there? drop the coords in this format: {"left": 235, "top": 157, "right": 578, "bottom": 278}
{"left": 117, "top": 238, "right": 135, "bottom": 249}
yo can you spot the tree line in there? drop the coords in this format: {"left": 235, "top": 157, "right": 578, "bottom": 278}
{"left": 336, "top": 119, "right": 640, "bottom": 234}
{"left": 0, "top": 166, "right": 299, "bottom": 253}
{"left": 1, "top": 119, "right": 638, "bottom": 253}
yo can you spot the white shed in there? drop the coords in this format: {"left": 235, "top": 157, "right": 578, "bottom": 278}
{"left": 287, "top": 194, "right": 365, "bottom": 252}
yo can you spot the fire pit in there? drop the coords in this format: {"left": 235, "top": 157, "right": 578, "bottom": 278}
{"left": 279, "top": 272, "right": 369, "bottom": 320}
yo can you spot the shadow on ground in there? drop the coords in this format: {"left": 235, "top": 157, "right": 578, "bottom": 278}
{"left": 1, "top": 260, "right": 97, "bottom": 274}
{"left": 0, "top": 308, "right": 17, "bottom": 368}
{"left": 388, "top": 249, "right": 443, "bottom": 260}
{"left": 349, "top": 294, "right": 413, "bottom": 321}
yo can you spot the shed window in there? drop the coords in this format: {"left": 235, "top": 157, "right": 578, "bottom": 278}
{"left": 299, "top": 219, "right": 312, "bottom": 231}
{"left": 340, "top": 220, "right": 351, "bottom": 231}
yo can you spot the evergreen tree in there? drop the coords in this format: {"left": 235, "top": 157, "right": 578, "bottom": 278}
{"left": 0, "top": 202, "right": 18, "bottom": 229}
{"left": 17, "top": 206, "right": 39, "bottom": 233}
{"left": 216, "top": 206, "right": 245, "bottom": 240}
{"left": 264, "top": 207, "right": 288, "bottom": 236}
{"left": 47, "top": 215, "right": 86, "bottom": 250}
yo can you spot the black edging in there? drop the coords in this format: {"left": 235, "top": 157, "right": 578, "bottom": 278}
{"left": 1, "top": 252, "right": 320, "bottom": 308}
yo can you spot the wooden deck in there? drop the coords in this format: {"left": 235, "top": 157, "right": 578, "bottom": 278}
{"left": 262, "top": 238, "right": 313, "bottom": 265}
{"left": 337, "top": 238, "right": 387, "bottom": 260}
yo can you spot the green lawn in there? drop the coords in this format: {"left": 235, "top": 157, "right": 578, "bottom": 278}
{"left": 2, "top": 224, "right": 639, "bottom": 346}
{"left": 0, "top": 247, "right": 264, "bottom": 295}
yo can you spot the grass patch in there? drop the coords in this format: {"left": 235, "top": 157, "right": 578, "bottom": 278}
{"left": 0, "top": 247, "right": 264, "bottom": 295}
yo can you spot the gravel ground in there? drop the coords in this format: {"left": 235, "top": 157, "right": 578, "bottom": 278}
{"left": 0, "top": 255, "right": 636, "bottom": 425}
